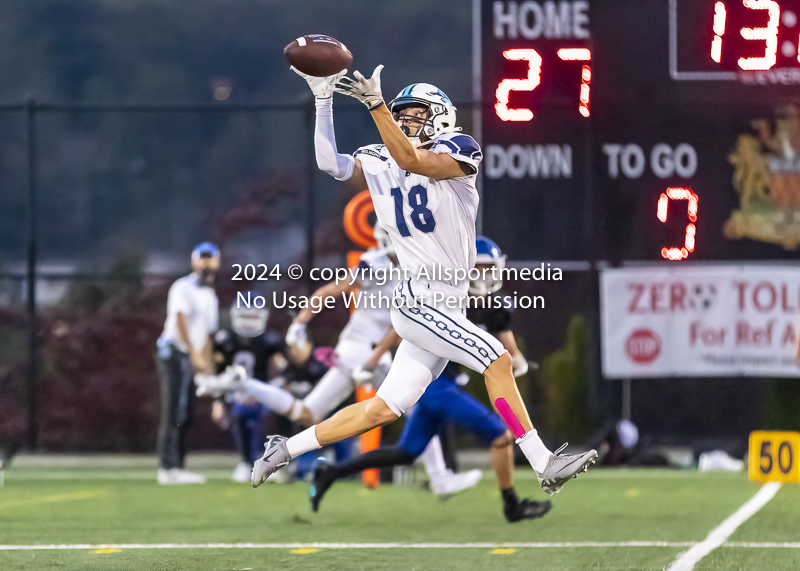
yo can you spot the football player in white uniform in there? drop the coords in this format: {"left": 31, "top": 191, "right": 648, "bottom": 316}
{"left": 252, "top": 65, "right": 597, "bottom": 495}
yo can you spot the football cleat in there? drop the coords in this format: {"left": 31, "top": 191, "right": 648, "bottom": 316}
{"left": 430, "top": 469, "right": 483, "bottom": 496}
{"left": 504, "top": 498, "right": 552, "bottom": 523}
{"left": 251, "top": 436, "right": 291, "bottom": 488}
{"left": 194, "top": 365, "right": 246, "bottom": 398}
{"left": 536, "top": 443, "right": 598, "bottom": 495}
{"left": 310, "top": 459, "right": 337, "bottom": 512}
{"left": 157, "top": 468, "right": 206, "bottom": 485}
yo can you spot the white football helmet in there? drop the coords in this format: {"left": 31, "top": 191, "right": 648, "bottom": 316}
{"left": 230, "top": 294, "right": 269, "bottom": 338}
{"left": 389, "top": 83, "right": 460, "bottom": 147}
{"left": 373, "top": 223, "right": 395, "bottom": 256}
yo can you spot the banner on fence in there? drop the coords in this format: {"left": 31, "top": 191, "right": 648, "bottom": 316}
{"left": 601, "top": 266, "right": 800, "bottom": 378}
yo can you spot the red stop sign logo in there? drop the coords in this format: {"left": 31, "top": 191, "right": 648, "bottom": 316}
{"left": 625, "top": 329, "right": 661, "bottom": 364}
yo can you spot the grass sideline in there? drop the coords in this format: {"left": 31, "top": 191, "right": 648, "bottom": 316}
{"left": 0, "top": 465, "right": 798, "bottom": 570}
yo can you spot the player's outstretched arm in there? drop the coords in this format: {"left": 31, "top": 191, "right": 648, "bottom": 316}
{"left": 366, "top": 327, "right": 400, "bottom": 368}
{"left": 292, "top": 66, "right": 367, "bottom": 189}
{"left": 293, "top": 280, "right": 352, "bottom": 327}
{"left": 335, "top": 66, "right": 470, "bottom": 180}
{"left": 313, "top": 96, "right": 368, "bottom": 189}
{"left": 370, "top": 104, "right": 470, "bottom": 179}
{"left": 352, "top": 326, "right": 401, "bottom": 384}
{"left": 286, "top": 279, "right": 353, "bottom": 349}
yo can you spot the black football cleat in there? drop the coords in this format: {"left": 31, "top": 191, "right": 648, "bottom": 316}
{"left": 504, "top": 498, "right": 553, "bottom": 523}
{"left": 310, "top": 459, "right": 337, "bottom": 512}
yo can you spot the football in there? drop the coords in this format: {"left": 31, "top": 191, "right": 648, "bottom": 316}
{"left": 284, "top": 34, "right": 352, "bottom": 77}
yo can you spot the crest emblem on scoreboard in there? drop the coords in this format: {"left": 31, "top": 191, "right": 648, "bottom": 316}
{"left": 725, "top": 103, "right": 800, "bottom": 250}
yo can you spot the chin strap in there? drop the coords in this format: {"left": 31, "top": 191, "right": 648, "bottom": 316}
{"left": 409, "top": 136, "right": 433, "bottom": 149}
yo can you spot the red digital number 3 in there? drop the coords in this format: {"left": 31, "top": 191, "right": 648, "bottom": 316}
{"left": 657, "top": 187, "right": 698, "bottom": 260}
{"left": 738, "top": 0, "right": 780, "bottom": 71}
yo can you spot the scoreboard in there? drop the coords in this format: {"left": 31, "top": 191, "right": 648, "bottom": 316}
{"left": 480, "top": 0, "right": 800, "bottom": 262}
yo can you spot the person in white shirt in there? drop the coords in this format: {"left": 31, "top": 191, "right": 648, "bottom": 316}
{"left": 155, "top": 242, "right": 220, "bottom": 485}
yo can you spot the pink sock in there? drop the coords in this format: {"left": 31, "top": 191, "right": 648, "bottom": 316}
{"left": 495, "top": 398, "right": 526, "bottom": 438}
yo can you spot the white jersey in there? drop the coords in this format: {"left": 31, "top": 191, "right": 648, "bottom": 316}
{"left": 354, "top": 132, "right": 482, "bottom": 293}
{"left": 160, "top": 273, "right": 219, "bottom": 353}
{"left": 337, "top": 249, "right": 396, "bottom": 345}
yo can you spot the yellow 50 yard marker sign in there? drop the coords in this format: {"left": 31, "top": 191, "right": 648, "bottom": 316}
{"left": 749, "top": 431, "right": 800, "bottom": 483}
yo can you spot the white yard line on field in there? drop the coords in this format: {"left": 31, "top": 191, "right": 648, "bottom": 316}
{"left": 666, "top": 482, "right": 782, "bottom": 571}
{"left": 0, "top": 541, "right": 797, "bottom": 551}
{"left": 3, "top": 470, "right": 234, "bottom": 480}
{"left": 726, "top": 542, "right": 800, "bottom": 548}
{"left": 0, "top": 542, "right": 695, "bottom": 550}
{"left": 512, "top": 470, "right": 743, "bottom": 481}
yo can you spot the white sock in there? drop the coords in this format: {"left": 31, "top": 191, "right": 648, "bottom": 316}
{"left": 244, "top": 379, "right": 295, "bottom": 416}
{"left": 516, "top": 429, "right": 553, "bottom": 473}
{"left": 286, "top": 426, "right": 321, "bottom": 459}
{"left": 419, "top": 435, "right": 449, "bottom": 482}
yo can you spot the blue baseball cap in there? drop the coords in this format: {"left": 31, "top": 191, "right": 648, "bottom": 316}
{"left": 191, "top": 242, "right": 220, "bottom": 261}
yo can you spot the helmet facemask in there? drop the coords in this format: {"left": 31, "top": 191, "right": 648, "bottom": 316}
{"left": 469, "top": 259, "right": 506, "bottom": 296}
{"left": 230, "top": 306, "right": 269, "bottom": 338}
{"left": 393, "top": 105, "right": 433, "bottom": 149}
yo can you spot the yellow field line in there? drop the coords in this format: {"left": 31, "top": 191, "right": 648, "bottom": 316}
{"left": 0, "top": 490, "right": 106, "bottom": 511}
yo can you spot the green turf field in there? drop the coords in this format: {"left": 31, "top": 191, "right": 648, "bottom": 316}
{"left": 0, "top": 462, "right": 798, "bottom": 570}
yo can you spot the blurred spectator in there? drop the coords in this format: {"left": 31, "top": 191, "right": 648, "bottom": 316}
{"left": 155, "top": 243, "right": 220, "bottom": 485}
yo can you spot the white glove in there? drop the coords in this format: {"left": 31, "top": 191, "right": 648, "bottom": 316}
{"left": 291, "top": 66, "right": 347, "bottom": 99}
{"left": 285, "top": 322, "right": 307, "bottom": 348}
{"left": 351, "top": 365, "right": 375, "bottom": 385}
{"left": 334, "top": 65, "right": 385, "bottom": 110}
{"left": 512, "top": 354, "right": 529, "bottom": 377}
